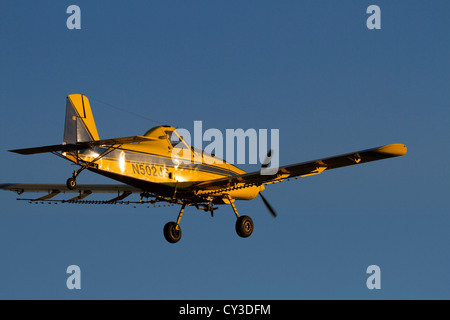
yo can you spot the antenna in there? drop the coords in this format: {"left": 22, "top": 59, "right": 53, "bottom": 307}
{"left": 91, "top": 97, "right": 165, "bottom": 126}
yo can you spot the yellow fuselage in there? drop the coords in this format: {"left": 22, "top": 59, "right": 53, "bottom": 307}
{"left": 63, "top": 126, "right": 263, "bottom": 201}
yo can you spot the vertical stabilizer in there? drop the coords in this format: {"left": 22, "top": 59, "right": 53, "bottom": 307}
{"left": 63, "top": 94, "right": 100, "bottom": 144}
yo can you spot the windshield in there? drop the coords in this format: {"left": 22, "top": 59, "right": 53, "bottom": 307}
{"left": 166, "top": 131, "right": 181, "bottom": 147}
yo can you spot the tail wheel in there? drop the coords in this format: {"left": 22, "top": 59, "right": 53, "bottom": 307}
{"left": 235, "top": 215, "right": 254, "bottom": 238}
{"left": 163, "top": 222, "right": 182, "bottom": 243}
{"left": 66, "top": 177, "right": 77, "bottom": 190}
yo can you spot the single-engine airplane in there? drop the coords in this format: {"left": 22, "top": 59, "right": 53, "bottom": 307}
{"left": 1, "top": 94, "right": 407, "bottom": 243}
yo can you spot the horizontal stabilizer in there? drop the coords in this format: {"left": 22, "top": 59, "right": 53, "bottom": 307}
{"left": 9, "top": 144, "right": 66, "bottom": 155}
{"left": 9, "top": 136, "right": 159, "bottom": 155}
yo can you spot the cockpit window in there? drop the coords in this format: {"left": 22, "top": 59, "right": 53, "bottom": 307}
{"left": 166, "top": 131, "right": 181, "bottom": 147}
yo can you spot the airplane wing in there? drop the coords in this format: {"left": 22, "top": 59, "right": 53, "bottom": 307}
{"left": 0, "top": 183, "right": 143, "bottom": 194}
{"left": 192, "top": 143, "right": 407, "bottom": 193}
{"left": 3, "top": 143, "right": 407, "bottom": 201}
{"left": 0, "top": 183, "right": 154, "bottom": 204}
{"left": 9, "top": 136, "right": 158, "bottom": 155}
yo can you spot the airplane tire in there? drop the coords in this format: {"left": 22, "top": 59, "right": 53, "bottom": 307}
{"left": 236, "top": 215, "right": 253, "bottom": 238}
{"left": 66, "top": 177, "right": 76, "bottom": 190}
{"left": 164, "top": 222, "right": 182, "bottom": 243}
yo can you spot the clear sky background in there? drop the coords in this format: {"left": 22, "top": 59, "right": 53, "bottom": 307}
{"left": 0, "top": 1, "right": 448, "bottom": 299}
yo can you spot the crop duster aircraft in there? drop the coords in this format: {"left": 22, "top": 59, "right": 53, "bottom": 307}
{"left": 1, "top": 94, "right": 407, "bottom": 243}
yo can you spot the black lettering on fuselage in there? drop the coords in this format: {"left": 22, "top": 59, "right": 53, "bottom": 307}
{"left": 131, "top": 163, "right": 172, "bottom": 179}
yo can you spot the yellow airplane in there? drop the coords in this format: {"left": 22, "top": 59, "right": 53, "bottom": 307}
{"left": 1, "top": 94, "right": 407, "bottom": 243}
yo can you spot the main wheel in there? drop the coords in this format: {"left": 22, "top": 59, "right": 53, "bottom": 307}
{"left": 163, "top": 222, "right": 182, "bottom": 243}
{"left": 66, "top": 177, "right": 77, "bottom": 190}
{"left": 235, "top": 215, "right": 254, "bottom": 238}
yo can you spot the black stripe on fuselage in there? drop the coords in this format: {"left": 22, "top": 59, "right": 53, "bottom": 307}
{"left": 80, "top": 147, "right": 241, "bottom": 177}
{"left": 118, "top": 147, "right": 243, "bottom": 176}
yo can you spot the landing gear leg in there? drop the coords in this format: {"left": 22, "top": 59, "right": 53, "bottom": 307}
{"left": 163, "top": 204, "right": 186, "bottom": 244}
{"left": 228, "top": 196, "right": 254, "bottom": 238}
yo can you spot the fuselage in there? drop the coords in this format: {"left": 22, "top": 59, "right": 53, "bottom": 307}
{"left": 62, "top": 125, "right": 262, "bottom": 202}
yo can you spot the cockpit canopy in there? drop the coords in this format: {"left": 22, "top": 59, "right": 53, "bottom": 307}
{"left": 144, "top": 125, "right": 181, "bottom": 147}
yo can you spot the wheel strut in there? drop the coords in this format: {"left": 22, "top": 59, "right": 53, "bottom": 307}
{"left": 229, "top": 199, "right": 240, "bottom": 219}
{"left": 175, "top": 203, "right": 186, "bottom": 230}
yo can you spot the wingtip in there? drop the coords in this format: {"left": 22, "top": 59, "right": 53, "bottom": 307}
{"left": 376, "top": 143, "right": 407, "bottom": 157}
{"left": 8, "top": 149, "right": 24, "bottom": 154}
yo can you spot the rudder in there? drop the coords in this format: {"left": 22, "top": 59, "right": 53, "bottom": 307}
{"left": 63, "top": 94, "right": 100, "bottom": 144}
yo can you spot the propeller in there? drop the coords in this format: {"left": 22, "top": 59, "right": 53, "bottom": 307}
{"left": 258, "top": 149, "right": 278, "bottom": 218}
{"left": 259, "top": 192, "right": 277, "bottom": 218}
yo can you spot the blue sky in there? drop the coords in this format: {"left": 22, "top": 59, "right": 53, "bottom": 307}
{"left": 0, "top": 1, "right": 449, "bottom": 299}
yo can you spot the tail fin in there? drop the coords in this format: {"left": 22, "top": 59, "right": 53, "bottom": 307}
{"left": 63, "top": 94, "right": 100, "bottom": 144}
